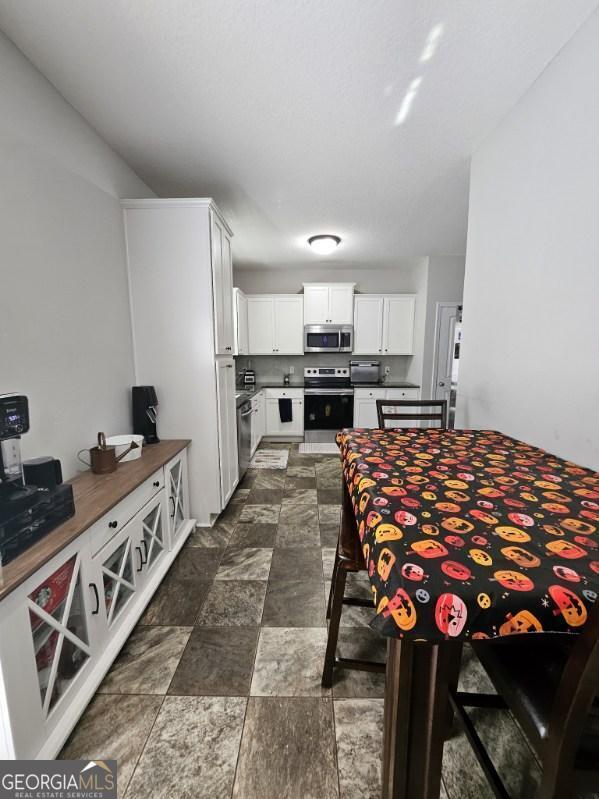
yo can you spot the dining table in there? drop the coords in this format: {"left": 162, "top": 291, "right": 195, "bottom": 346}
{"left": 336, "top": 427, "right": 599, "bottom": 799}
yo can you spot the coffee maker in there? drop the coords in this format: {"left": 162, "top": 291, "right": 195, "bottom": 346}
{"left": 132, "top": 386, "right": 159, "bottom": 444}
{"left": 0, "top": 394, "right": 75, "bottom": 566}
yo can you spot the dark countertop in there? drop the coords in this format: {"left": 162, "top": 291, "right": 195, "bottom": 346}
{"left": 236, "top": 380, "right": 420, "bottom": 399}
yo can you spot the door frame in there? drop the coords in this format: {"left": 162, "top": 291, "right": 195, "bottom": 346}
{"left": 430, "top": 302, "right": 461, "bottom": 400}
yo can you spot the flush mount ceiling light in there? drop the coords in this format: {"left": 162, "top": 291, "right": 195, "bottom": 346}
{"left": 308, "top": 234, "right": 341, "bottom": 255}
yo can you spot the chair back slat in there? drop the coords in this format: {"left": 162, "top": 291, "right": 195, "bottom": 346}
{"left": 376, "top": 399, "right": 448, "bottom": 429}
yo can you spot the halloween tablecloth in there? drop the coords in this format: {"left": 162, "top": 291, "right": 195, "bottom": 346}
{"left": 336, "top": 428, "right": 599, "bottom": 642}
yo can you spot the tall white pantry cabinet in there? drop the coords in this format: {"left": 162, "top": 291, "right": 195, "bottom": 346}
{"left": 122, "top": 199, "right": 239, "bottom": 525}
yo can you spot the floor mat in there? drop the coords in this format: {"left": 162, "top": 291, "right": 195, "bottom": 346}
{"left": 249, "top": 449, "right": 289, "bottom": 469}
{"left": 298, "top": 443, "right": 339, "bottom": 454}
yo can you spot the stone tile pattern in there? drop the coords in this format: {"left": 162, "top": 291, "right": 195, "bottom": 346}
{"left": 59, "top": 443, "right": 550, "bottom": 799}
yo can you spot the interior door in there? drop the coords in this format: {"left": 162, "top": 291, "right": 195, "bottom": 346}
{"left": 353, "top": 296, "right": 384, "bottom": 354}
{"left": 432, "top": 302, "right": 461, "bottom": 408}
{"left": 303, "top": 285, "right": 329, "bottom": 324}
{"left": 274, "top": 297, "right": 303, "bottom": 354}
{"left": 247, "top": 297, "right": 275, "bottom": 354}
{"left": 329, "top": 285, "right": 353, "bottom": 324}
{"left": 383, "top": 296, "right": 415, "bottom": 354}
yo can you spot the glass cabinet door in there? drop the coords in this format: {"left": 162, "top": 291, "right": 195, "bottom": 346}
{"left": 99, "top": 532, "right": 136, "bottom": 627}
{"left": 27, "top": 554, "right": 90, "bottom": 717}
{"left": 166, "top": 454, "right": 187, "bottom": 544}
{"left": 141, "top": 496, "right": 166, "bottom": 573}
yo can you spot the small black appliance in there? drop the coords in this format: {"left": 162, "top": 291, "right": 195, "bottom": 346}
{"left": 23, "top": 457, "right": 63, "bottom": 490}
{"left": 132, "top": 386, "right": 159, "bottom": 444}
{"left": 0, "top": 394, "right": 75, "bottom": 566}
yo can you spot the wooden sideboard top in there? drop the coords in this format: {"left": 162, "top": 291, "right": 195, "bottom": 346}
{"left": 0, "top": 439, "right": 191, "bottom": 602}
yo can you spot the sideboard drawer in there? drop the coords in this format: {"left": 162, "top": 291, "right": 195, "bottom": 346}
{"left": 89, "top": 467, "right": 164, "bottom": 555}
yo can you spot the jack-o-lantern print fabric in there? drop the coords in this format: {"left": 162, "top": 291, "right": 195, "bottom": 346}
{"left": 336, "top": 428, "right": 599, "bottom": 642}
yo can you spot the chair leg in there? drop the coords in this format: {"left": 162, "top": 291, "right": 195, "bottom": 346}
{"left": 322, "top": 566, "right": 347, "bottom": 688}
{"left": 326, "top": 546, "right": 340, "bottom": 620}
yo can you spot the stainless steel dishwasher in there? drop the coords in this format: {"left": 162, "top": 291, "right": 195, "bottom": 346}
{"left": 236, "top": 398, "right": 252, "bottom": 479}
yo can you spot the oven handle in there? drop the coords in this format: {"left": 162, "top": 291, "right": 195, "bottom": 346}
{"left": 304, "top": 389, "right": 355, "bottom": 396}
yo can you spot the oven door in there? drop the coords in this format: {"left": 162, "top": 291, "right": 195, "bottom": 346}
{"left": 304, "top": 390, "right": 354, "bottom": 430}
{"left": 304, "top": 326, "right": 341, "bottom": 353}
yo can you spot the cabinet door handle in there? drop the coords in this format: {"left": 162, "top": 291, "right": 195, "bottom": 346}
{"left": 141, "top": 538, "right": 148, "bottom": 564}
{"left": 226, "top": 364, "right": 233, "bottom": 368}
{"left": 170, "top": 495, "right": 176, "bottom": 518}
{"left": 109, "top": 520, "right": 118, "bottom": 529}
{"left": 89, "top": 583, "right": 100, "bottom": 615}
{"left": 153, "top": 480, "right": 160, "bottom": 488}
{"left": 135, "top": 546, "right": 144, "bottom": 572}
{"left": 225, "top": 346, "right": 232, "bottom": 351}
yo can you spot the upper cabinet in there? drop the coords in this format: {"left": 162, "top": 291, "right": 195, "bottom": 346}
{"left": 353, "top": 294, "right": 415, "bottom": 355}
{"left": 233, "top": 288, "right": 249, "bottom": 356}
{"left": 247, "top": 295, "right": 304, "bottom": 355}
{"left": 211, "top": 211, "right": 235, "bottom": 355}
{"left": 303, "top": 283, "right": 355, "bottom": 325}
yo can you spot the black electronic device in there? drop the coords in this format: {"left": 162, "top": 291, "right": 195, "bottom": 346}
{"left": 0, "top": 394, "right": 75, "bottom": 566}
{"left": 132, "top": 386, "right": 159, "bottom": 444}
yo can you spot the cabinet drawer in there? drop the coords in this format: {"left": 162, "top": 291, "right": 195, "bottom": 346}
{"left": 263, "top": 388, "right": 303, "bottom": 400}
{"left": 354, "top": 388, "right": 386, "bottom": 400}
{"left": 89, "top": 468, "right": 164, "bottom": 556}
{"left": 384, "top": 388, "right": 420, "bottom": 400}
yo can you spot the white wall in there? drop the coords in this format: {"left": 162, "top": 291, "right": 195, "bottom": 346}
{"left": 0, "top": 31, "right": 152, "bottom": 478}
{"left": 456, "top": 9, "right": 599, "bottom": 470}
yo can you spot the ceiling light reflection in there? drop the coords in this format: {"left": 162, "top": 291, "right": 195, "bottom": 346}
{"left": 394, "top": 77, "right": 422, "bottom": 126}
{"left": 419, "top": 23, "right": 444, "bottom": 63}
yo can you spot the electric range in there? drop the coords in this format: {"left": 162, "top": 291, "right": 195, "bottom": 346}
{"left": 303, "top": 367, "right": 354, "bottom": 443}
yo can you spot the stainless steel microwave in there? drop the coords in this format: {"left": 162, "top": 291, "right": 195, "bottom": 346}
{"left": 304, "top": 325, "right": 353, "bottom": 353}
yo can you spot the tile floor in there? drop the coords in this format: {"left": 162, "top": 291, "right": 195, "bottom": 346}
{"left": 59, "top": 442, "right": 598, "bottom": 799}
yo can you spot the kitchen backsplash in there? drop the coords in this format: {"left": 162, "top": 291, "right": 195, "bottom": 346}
{"left": 235, "top": 354, "right": 415, "bottom": 384}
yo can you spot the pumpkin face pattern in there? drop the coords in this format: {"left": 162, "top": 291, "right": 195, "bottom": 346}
{"left": 335, "top": 427, "right": 599, "bottom": 643}
{"left": 501, "top": 546, "right": 541, "bottom": 568}
{"left": 375, "top": 523, "right": 403, "bottom": 543}
{"left": 435, "top": 593, "right": 467, "bottom": 637}
{"left": 548, "top": 585, "right": 588, "bottom": 627}
{"left": 381, "top": 588, "right": 418, "bottom": 631}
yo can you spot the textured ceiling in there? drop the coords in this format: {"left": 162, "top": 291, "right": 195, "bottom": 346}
{"left": 1, "top": 0, "right": 597, "bottom": 268}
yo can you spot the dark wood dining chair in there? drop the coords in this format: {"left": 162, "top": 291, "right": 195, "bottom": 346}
{"left": 450, "top": 607, "right": 599, "bottom": 798}
{"left": 321, "top": 481, "right": 385, "bottom": 688}
{"left": 322, "top": 401, "right": 451, "bottom": 688}
{"left": 376, "top": 398, "right": 448, "bottom": 429}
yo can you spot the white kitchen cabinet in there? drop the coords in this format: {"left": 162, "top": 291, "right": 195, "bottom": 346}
{"left": 353, "top": 387, "right": 420, "bottom": 428}
{"left": 0, "top": 445, "right": 194, "bottom": 761}
{"left": 353, "top": 295, "right": 415, "bottom": 355}
{"left": 353, "top": 296, "right": 385, "bottom": 354}
{"left": 216, "top": 359, "right": 239, "bottom": 505}
{"left": 233, "top": 288, "right": 249, "bottom": 355}
{"left": 123, "top": 199, "right": 235, "bottom": 523}
{"left": 165, "top": 450, "right": 190, "bottom": 546}
{"left": 383, "top": 296, "right": 415, "bottom": 354}
{"left": 247, "top": 295, "right": 304, "bottom": 355}
{"left": 211, "top": 212, "right": 235, "bottom": 355}
{"left": 264, "top": 388, "right": 304, "bottom": 437}
{"left": 354, "top": 387, "right": 386, "bottom": 428}
{"left": 250, "top": 391, "right": 265, "bottom": 456}
{"left": 303, "top": 283, "right": 355, "bottom": 324}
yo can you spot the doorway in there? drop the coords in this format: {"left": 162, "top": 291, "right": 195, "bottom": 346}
{"left": 431, "top": 302, "right": 462, "bottom": 427}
